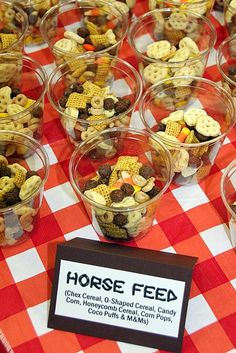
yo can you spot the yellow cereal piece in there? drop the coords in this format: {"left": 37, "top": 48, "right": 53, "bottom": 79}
{"left": 175, "top": 86, "right": 192, "bottom": 99}
{"left": 87, "top": 115, "right": 107, "bottom": 131}
{"left": 91, "top": 184, "right": 112, "bottom": 205}
{"left": 185, "top": 129, "right": 195, "bottom": 143}
{"left": 82, "top": 81, "right": 104, "bottom": 97}
{"left": 66, "top": 92, "right": 88, "bottom": 109}
{"left": 86, "top": 21, "right": 101, "bottom": 35}
{"left": 95, "top": 63, "right": 110, "bottom": 83}
{"left": 0, "top": 190, "right": 4, "bottom": 201}
{"left": 165, "top": 120, "right": 182, "bottom": 137}
{"left": 129, "top": 162, "right": 143, "bottom": 177}
{"left": 24, "top": 99, "right": 36, "bottom": 109}
{"left": 66, "top": 58, "right": 87, "bottom": 73}
{"left": 90, "top": 34, "right": 110, "bottom": 47}
{"left": 13, "top": 168, "right": 26, "bottom": 188}
{"left": 114, "top": 156, "right": 139, "bottom": 171}
{"left": 0, "top": 113, "right": 8, "bottom": 118}
{"left": 108, "top": 169, "right": 118, "bottom": 187}
{"left": 0, "top": 33, "right": 18, "bottom": 48}
{"left": 176, "top": 100, "right": 187, "bottom": 108}
{"left": 72, "top": 64, "right": 88, "bottom": 78}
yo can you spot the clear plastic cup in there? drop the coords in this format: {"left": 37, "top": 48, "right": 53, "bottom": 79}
{"left": 0, "top": 130, "right": 49, "bottom": 247}
{"left": 40, "top": 0, "right": 128, "bottom": 67}
{"left": 148, "top": 0, "right": 214, "bottom": 17}
{"left": 69, "top": 127, "right": 173, "bottom": 242}
{"left": 221, "top": 159, "right": 236, "bottom": 249}
{"left": 217, "top": 36, "right": 236, "bottom": 101}
{"left": 128, "top": 9, "right": 216, "bottom": 89}
{"left": 224, "top": 0, "right": 236, "bottom": 36}
{"left": 48, "top": 53, "right": 142, "bottom": 146}
{"left": 9, "top": 0, "right": 58, "bottom": 46}
{"left": 140, "top": 75, "right": 235, "bottom": 185}
{"left": 0, "top": 1, "right": 28, "bottom": 54}
{"left": 0, "top": 54, "right": 47, "bottom": 142}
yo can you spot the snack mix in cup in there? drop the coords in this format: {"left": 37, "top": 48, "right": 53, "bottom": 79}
{"left": 40, "top": 0, "right": 128, "bottom": 68}
{"left": 148, "top": 0, "right": 214, "bottom": 17}
{"left": 224, "top": 0, "right": 236, "bottom": 35}
{"left": 217, "top": 36, "right": 236, "bottom": 102}
{"left": 128, "top": 9, "right": 216, "bottom": 88}
{"left": 0, "top": 1, "right": 28, "bottom": 54}
{"left": 140, "top": 76, "right": 235, "bottom": 185}
{"left": 0, "top": 130, "right": 49, "bottom": 247}
{"left": 0, "top": 54, "right": 47, "bottom": 142}
{"left": 69, "top": 127, "right": 173, "bottom": 241}
{"left": 48, "top": 54, "right": 142, "bottom": 146}
{"left": 10, "top": 0, "right": 58, "bottom": 45}
{"left": 221, "top": 159, "right": 236, "bottom": 249}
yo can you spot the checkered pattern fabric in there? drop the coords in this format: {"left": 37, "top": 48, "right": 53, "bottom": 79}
{"left": 0, "top": 1, "right": 235, "bottom": 353}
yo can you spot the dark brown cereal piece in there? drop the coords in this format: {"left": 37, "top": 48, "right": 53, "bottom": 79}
{"left": 69, "top": 82, "right": 84, "bottom": 94}
{"left": 104, "top": 98, "right": 114, "bottom": 110}
{"left": 113, "top": 213, "right": 128, "bottom": 227}
{"left": 5, "top": 187, "right": 20, "bottom": 206}
{"left": 115, "top": 98, "right": 131, "bottom": 114}
{"left": 11, "top": 88, "right": 21, "bottom": 98}
{"left": 77, "top": 27, "right": 89, "bottom": 38}
{"left": 84, "top": 179, "right": 99, "bottom": 191}
{"left": 59, "top": 96, "right": 68, "bottom": 108}
{"left": 0, "top": 165, "right": 11, "bottom": 177}
{"left": 120, "top": 183, "right": 134, "bottom": 196}
{"left": 0, "top": 200, "right": 7, "bottom": 208}
{"left": 32, "top": 106, "right": 43, "bottom": 118}
{"left": 139, "top": 164, "right": 154, "bottom": 179}
{"left": 147, "top": 186, "right": 160, "bottom": 198}
{"left": 98, "top": 164, "right": 112, "bottom": 178}
{"left": 26, "top": 170, "right": 39, "bottom": 179}
{"left": 194, "top": 131, "right": 211, "bottom": 142}
{"left": 98, "top": 177, "right": 109, "bottom": 185}
{"left": 110, "top": 189, "right": 125, "bottom": 202}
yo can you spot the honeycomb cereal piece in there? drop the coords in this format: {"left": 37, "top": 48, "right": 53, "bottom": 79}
{"left": 82, "top": 81, "right": 104, "bottom": 97}
{"left": 165, "top": 120, "right": 182, "bottom": 137}
{"left": 143, "top": 63, "right": 169, "bottom": 85}
{"left": 0, "top": 33, "right": 18, "bottom": 49}
{"left": 173, "top": 67, "right": 195, "bottom": 86}
{"left": 128, "top": 162, "right": 143, "bottom": 177}
{"left": 19, "top": 175, "right": 42, "bottom": 200}
{"left": 179, "top": 37, "right": 200, "bottom": 56}
{"left": 66, "top": 93, "right": 88, "bottom": 109}
{"left": 147, "top": 40, "right": 171, "bottom": 60}
{"left": 66, "top": 58, "right": 87, "bottom": 73}
{"left": 13, "top": 168, "right": 26, "bottom": 188}
{"left": 71, "top": 63, "right": 87, "bottom": 78}
{"left": 7, "top": 104, "right": 24, "bottom": 116}
{"left": 168, "top": 48, "right": 190, "bottom": 62}
{"left": 169, "top": 11, "right": 189, "bottom": 30}
{"left": 91, "top": 184, "right": 112, "bottom": 205}
{"left": 100, "top": 222, "right": 128, "bottom": 239}
{"left": 87, "top": 115, "right": 107, "bottom": 131}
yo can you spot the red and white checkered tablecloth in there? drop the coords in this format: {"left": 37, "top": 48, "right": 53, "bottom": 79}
{"left": 0, "top": 1, "right": 236, "bottom": 353}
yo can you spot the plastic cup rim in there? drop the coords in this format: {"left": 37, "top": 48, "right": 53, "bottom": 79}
{"left": 220, "top": 158, "right": 236, "bottom": 219}
{"left": 216, "top": 35, "right": 236, "bottom": 88}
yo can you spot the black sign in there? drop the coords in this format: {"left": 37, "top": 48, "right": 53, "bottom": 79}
{"left": 48, "top": 238, "right": 197, "bottom": 353}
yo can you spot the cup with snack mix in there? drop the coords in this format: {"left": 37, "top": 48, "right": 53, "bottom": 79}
{"left": 9, "top": 0, "right": 58, "bottom": 46}
{"left": 224, "top": 0, "right": 236, "bottom": 36}
{"left": 48, "top": 53, "right": 142, "bottom": 146}
{"left": 140, "top": 76, "right": 235, "bottom": 185}
{"left": 40, "top": 0, "right": 128, "bottom": 68}
{"left": 0, "top": 54, "right": 47, "bottom": 143}
{"left": 221, "top": 159, "right": 236, "bottom": 249}
{"left": 217, "top": 36, "right": 236, "bottom": 102}
{"left": 69, "top": 127, "right": 173, "bottom": 241}
{"left": 0, "top": 1, "right": 28, "bottom": 54}
{"left": 128, "top": 9, "right": 216, "bottom": 89}
{"left": 148, "top": 0, "right": 214, "bottom": 17}
{"left": 0, "top": 130, "right": 49, "bottom": 247}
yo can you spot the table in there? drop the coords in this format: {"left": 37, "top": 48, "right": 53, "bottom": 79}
{"left": 0, "top": 1, "right": 236, "bottom": 353}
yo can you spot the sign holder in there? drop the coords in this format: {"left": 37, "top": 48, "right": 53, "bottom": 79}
{"left": 48, "top": 238, "right": 197, "bottom": 353}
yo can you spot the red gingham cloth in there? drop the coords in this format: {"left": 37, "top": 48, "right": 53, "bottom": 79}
{"left": 0, "top": 1, "right": 236, "bottom": 353}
